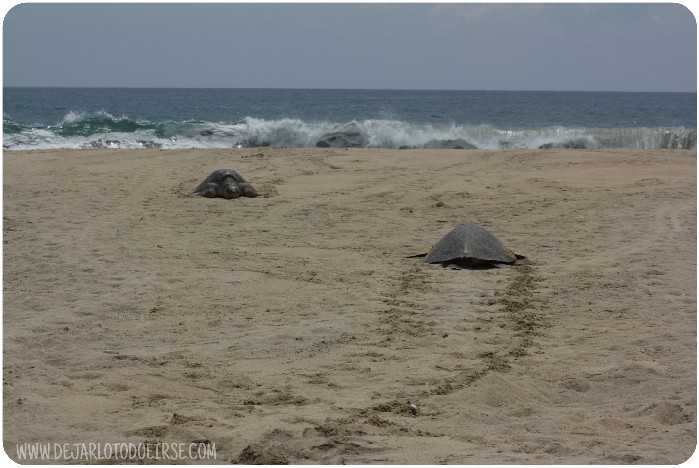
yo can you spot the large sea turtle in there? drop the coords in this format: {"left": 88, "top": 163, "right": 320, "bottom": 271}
{"left": 194, "top": 169, "right": 260, "bottom": 199}
{"left": 422, "top": 223, "right": 518, "bottom": 269}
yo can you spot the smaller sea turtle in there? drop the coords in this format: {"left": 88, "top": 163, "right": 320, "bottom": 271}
{"left": 194, "top": 169, "right": 260, "bottom": 199}
{"left": 422, "top": 223, "right": 519, "bottom": 269}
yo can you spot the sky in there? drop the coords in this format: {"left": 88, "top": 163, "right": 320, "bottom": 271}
{"left": 2, "top": 2, "right": 697, "bottom": 92}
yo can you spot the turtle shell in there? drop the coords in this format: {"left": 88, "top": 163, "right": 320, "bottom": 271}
{"left": 193, "top": 169, "right": 247, "bottom": 193}
{"left": 424, "top": 223, "right": 517, "bottom": 265}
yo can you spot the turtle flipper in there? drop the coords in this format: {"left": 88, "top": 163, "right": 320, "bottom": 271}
{"left": 241, "top": 183, "right": 260, "bottom": 198}
{"left": 197, "top": 183, "right": 219, "bottom": 198}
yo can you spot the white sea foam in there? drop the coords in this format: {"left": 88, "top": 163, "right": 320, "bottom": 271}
{"left": 3, "top": 116, "right": 696, "bottom": 151}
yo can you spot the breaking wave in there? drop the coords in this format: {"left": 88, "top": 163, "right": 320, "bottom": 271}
{"left": 3, "top": 112, "right": 696, "bottom": 150}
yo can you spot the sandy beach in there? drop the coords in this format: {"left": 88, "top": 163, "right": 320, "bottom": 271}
{"left": 3, "top": 147, "right": 696, "bottom": 464}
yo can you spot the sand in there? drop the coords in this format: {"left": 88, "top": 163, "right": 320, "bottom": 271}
{"left": 3, "top": 147, "right": 696, "bottom": 464}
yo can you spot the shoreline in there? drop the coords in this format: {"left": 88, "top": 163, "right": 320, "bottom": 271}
{"left": 3, "top": 147, "right": 696, "bottom": 463}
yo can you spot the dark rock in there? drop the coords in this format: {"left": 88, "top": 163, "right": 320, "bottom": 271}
{"left": 422, "top": 138, "right": 477, "bottom": 149}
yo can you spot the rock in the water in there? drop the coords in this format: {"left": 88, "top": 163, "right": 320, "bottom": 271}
{"left": 316, "top": 131, "right": 361, "bottom": 148}
{"left": 422, "top": 139, "right": 477, "bottom": 150}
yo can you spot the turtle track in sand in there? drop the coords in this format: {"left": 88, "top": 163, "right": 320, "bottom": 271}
{"left": 374, "top": 254, "right": 546, "bottom": 401}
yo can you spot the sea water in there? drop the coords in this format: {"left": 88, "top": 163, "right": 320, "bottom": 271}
{"left": 3, "top": 88, "right": 696, "bottom": 150}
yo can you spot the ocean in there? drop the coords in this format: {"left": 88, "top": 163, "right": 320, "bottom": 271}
{"left": 3, "top": 87, "right": 696, "bottom": 151}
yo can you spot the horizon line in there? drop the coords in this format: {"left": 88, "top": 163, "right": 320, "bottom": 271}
{"left": 3, "top": 86, "right": 697, "bottom": 94}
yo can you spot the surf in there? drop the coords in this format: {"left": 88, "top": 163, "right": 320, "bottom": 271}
{"left": 3, "top": 113, "right": 696, "bottom": 151}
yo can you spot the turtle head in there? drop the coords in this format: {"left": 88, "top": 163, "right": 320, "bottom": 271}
{"left": 220, "top": 182, "right": 242, "bottom": 199}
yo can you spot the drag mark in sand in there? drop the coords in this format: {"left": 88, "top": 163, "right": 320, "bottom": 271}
{"left": 372, "top": 252, "right": 546, "bottom": 401}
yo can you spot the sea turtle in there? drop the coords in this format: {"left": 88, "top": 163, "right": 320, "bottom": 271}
{"left": 422, "top": 223, "right": 518, "bottom": 269}
{"left": 193, "top": 169, "right": 260, "bottom": 199}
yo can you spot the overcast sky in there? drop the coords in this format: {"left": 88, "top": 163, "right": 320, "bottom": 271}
{"left": 2, "top": 3, "right": 697, "bottom": 91}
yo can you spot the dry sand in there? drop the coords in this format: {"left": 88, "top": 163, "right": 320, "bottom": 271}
{"left": 3, "top": 148, "right": 696, "bottom": 464}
